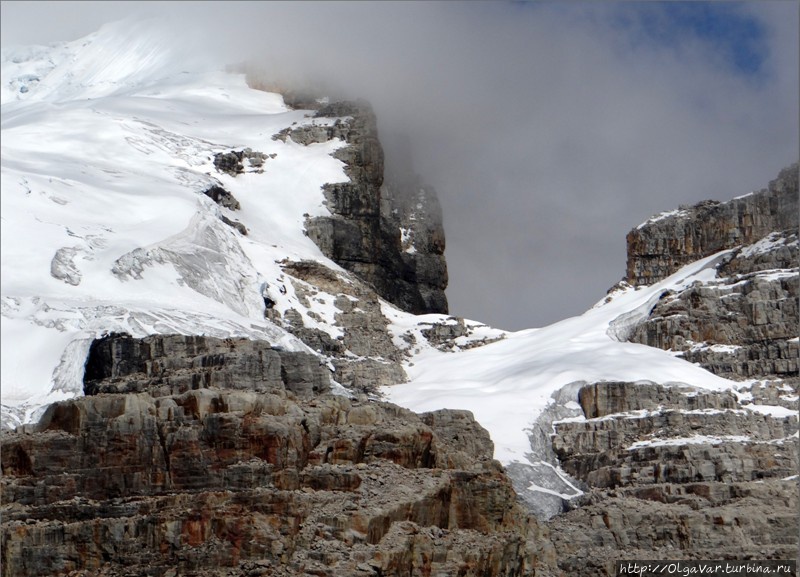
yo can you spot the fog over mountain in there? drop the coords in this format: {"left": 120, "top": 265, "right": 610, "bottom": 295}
{"left": 2, "top": 1, "right": 797, "bottom": 329}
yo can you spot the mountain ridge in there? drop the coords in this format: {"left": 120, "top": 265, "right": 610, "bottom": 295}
{"left": 1, "top": 23, "right": 797, "bottom": 576}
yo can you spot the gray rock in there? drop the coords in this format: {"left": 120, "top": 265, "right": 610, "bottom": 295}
{"left": 219, "top": 214, "right": 248, "bottom": 235}
{"left": 332, "top": 358, "right": 407, "bottom": 396}
{"left": 2, "top": 358, "right": 536, "bottom": 576}
{"left": 577, "top": 381, "right": 738, "bottom": 418}
{"left": 295, "top": 99, "right": 448, "bottom": 315}
{"left": 420, "top": 408, "right": 495, "bottom": 462}
{"left": 626, "top": 162, "right": 798, "bottom": 286}
{"left": 83, "top": 333, "right": 331, "bottom": 398}
{"left": 277, "top": 260, "right": 408, "bottom": 391}
{"left": 201, "top": 184, "right": 240, "bottom": 210}
{"left": 628, "top": 250, "right": 798, "bottom": 380}
{"left": 545, "top": 380, "right": 799, "bottom": 574}
{"left": 538, "top": 164, "right": 800, "bottom": 574}
{"left": 213, "top": 148, "right": 268, "bottom": 177}
{"left": 618, "top": 163, "right": 798, "bottom": 383}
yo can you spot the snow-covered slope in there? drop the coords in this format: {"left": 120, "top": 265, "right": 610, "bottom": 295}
{"left": 1, "top": 21, "right": 358, "bottom": 426}
{"left": 379, "top": 251, "right": 758, "bottom": 515}
{"left": 2, "top": 21, "right": 752, "bottom": 490}
{"left": 382, "top": 251, "right": 740, "bottom": 465}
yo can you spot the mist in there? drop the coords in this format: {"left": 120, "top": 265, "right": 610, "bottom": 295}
{"left": 3, "top": 1, "right": 798, "bottom": 330}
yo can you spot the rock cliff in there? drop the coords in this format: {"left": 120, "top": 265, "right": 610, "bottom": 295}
{"left": 1, "top": 334, "right": 539, "bottom": 577}
{"left": 276, "top": 99, "right": 448, "bottom": 316}
{"left": 628, "top": 246, "right": 798, "bottom": 381}
{"left": 546, "top": 380, "right": 798, "bottom": 575}
{"left": 537, "top": 163, "right": 799, "bottom": 575}
{"left": 624, "top": 163, "right": 798, "bottom": 383}
{"left": 626, "top": 163, "right": 798, "bottom": 286}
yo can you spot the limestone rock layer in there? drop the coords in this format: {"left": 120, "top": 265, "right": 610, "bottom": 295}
{"left": 547, "top": 381, "right": 798, "bottom": 575}
{"left": 1, "top": 334, "right": 537, "bottom": 577}
{"left": 626, "top": 162, "right": 798, "bottom": 286}
{"left": 624, "top": 163, "right": 799, "bottom": 383}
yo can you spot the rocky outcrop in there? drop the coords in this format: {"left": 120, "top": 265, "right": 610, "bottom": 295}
{"left": 259, "top": 259, "right": 497, "bottom": 396}
{"left": 547, "top": 480, "right": 798, "bottom": 576}
{"left": 206, "top": 152, "right": 263, "bottom": 235}
{"left": 420, "top": 409, "right": 496, "bottom": 462}
{"left": 213, "top": 149, "right": 271, "bottom": 177}
{"left": 1, "top": 335, "right": 538, "bottom": 577}
{"left": 626, "top": 162, "right": 798, "bottom": 286}
{"left": 281, "top": 100, "right": 448, "bottom": 315}
{"left": 546, "top": 381, "right": 799, "bottom": 575}
{"left": 576, "top": 380, "right": 738, "bottom": 418}
{"left": 379, "top": 133, "right": 449, "bottom": 315}
{"left": 275, "top": 259, "right": 408, "bottom": 392}
{"left": 628, "top": 258, "right": 798, "bottom": 380}
{"left": 202, "top": 185, "right": 240, "bottom": 211}
{"left": 82, "top": 333, "right": 331, "bottom": 398}
{"left": 539, "top": 164, "right": 800, "bottom": 575}
{"left": 219, "top": 214, "right": 248, "bottom": 235}
{"left": 623, "top": 163, "right": 799, "bottom": 382}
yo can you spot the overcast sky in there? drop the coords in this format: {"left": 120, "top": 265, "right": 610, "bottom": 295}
{"left": 2, "top": 1, "right": 798, "bottom": 330}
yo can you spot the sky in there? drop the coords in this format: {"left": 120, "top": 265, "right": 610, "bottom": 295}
{"left": 2, "top": 1, "right": 798, "bottom": 331}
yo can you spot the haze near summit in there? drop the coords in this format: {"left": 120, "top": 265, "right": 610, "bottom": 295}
{"left": 2, "top": 1, "right": 797, "bottom": 330}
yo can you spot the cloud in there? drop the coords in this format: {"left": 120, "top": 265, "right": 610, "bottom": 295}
{"left": 2, "top": 1, "right": 797, "bottom": 330}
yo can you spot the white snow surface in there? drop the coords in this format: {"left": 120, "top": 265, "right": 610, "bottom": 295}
{"left": 2, "top": 22, "right": 748, "bottom": 473}
{"left": 636, "top": 208, "right": 689, "bottom": 229}
{"left": 383, "top": 251, "right": 739, "bottom": 465}
{"left": 743, "top": 403, "right": 798, "bottom": 418}
{"left": 627, "top": 435, "right": 752, "bottom": 449}
{"left": 739, "top": 231, "right": 797, "bottom": 258}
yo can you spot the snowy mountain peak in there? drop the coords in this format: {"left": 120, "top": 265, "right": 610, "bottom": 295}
{"left": 0, "top": 20, "right": 456, "bottom": 433}
{"left": 1, "top": 23, "right": 352, "bottom": 426}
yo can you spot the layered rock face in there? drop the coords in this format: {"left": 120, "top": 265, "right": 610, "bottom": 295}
{"left": 82, "top": 333, "right": 331, "bottom": 398}
{"left": 278, "top": 100, "right": 448, "bottom": 315}
{"left": 547, "top": 381, "right": 798, "bottom": 575}
{"left": 624, "top": 163, "right": 799, "bottom": 382}
{"left": 1, "top": 335, "right": 538, "bottom": 577}
{"left": 628, "top": 241, "right": 798, "bottom": 380}
{"left": 267, "top": 259, "right": 409, "bottom": 393}
{"left": 538, "top": 164, "right": 799, "bottom": 575}
{"left": 626, "top": 162, "right": 798, "bottom": 286}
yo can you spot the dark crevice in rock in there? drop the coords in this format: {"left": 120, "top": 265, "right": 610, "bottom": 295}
{"left": 156, "top": 420, "right": 173, "bottom": 489}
